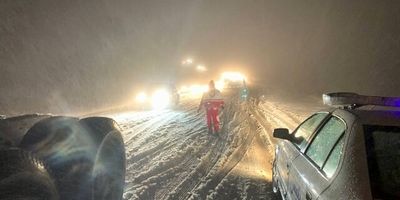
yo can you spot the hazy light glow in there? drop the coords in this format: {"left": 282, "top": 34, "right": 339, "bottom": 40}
{"left": 215, "top": 80, "right": 225, "bottom": 91}
{"left": 179, "top": 85, "right": 190, "bottom": 94}
{"left": 221, "top": 72, "right": 247, "bottom": 82}
{"left": 151, "top": 89, "right": 171, "bottom": 109}
{"left": 135, "top": 92, "right": 147, "bottom": 103}
{"left": 190, "top": 85, "right": 208, "bottom": 96}
{"left": 214, "top": 71, "right": 247, "bottom": 90}
{"left": 182, "top": 58, "right": 194, "bottom": 65}
{"left": 196, "top": 65, "right": 207, "bottom": 72}
{"left": 178, "top": 84, "right": 208, "bottom": 97}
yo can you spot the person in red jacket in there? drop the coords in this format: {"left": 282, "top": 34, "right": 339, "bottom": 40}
{"left": 197, "top": 80, "right": 225, "bottom": 134}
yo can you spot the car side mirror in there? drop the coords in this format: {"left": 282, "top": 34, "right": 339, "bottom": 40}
{"left": 273, "top": 128, "right": 292, "bottom": 141}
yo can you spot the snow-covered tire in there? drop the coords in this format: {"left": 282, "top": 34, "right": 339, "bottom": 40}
{"left": 19, "top": 116, "right": 98, "bottom": 200}
{"left": 80, "top": 117, "right": 126, "bottom": 200}
{"left": 0, "top": 114, "right": 51, "bottom": 147}
{"left": 0, "top": 148, "right": 59, "bottom": 200}
{"left": 18, "top": 116, "right": 125, "bottom": 200}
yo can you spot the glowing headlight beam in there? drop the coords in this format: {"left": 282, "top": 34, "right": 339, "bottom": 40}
{"left": 189, "top": 85, "right": 208, "bottom": 96}
{"left": 196, "top": 65, "right": 207, "bottom": 72}
{"left": 215, "top": 80, "right": 225, "bottom": 91}
{"left": 136, "top": 92, "right": 147, "bottom": 103}
{"left": 221, "top": 72, "right": 247, "bottom": 82}
{"left": 151, "top": 89, "right": 171, "bottom": 109}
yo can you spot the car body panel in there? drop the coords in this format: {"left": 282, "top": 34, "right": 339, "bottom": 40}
{"left": 273, "top": 107, "right": 399, "bottom": 199}
{"left": 318, "top": 122, "right": 373, "bottom": 200}
{"left": 275, "top": 112, "right": 331, "bottom": 199}
{"left": 289, "top": 153, "right": 329, "bottom": 200}
{"left": 287, "top": 110, "right": 356, "bottom": 200}
{"left": 275, "top": 140, "right": 300, "bottom": 197}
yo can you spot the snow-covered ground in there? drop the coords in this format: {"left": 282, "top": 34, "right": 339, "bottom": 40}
{"left": 108, "top": 91, "right": 323, "bottom": 200}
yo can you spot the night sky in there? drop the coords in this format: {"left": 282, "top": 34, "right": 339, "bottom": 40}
{"left": 1, "top": 0, "right": 400, "bottom": 115}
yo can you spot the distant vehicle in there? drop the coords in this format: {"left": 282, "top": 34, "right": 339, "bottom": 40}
{"left": 219, "top": 72, "right": 247, "bottom": 89}
{"left": 272, "top": 93, "right": 400, "bottom": 200}
{"left": 0, "top": 114, "right": 126, "bottom": 200}
{"left": 134, "top": 83, "right": 180, "bottom": 110}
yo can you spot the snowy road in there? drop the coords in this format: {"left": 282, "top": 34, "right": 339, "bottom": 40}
{"left": 107, "top": 92, "right": 318, "bottom": 200}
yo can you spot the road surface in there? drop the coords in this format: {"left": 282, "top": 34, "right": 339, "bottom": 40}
{"left": 108, "top": 91, "right": 319, "bottom": 200}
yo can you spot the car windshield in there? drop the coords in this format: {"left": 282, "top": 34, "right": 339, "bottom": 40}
{"left": 364, "top": 125, "right": 400, "bottom": 199}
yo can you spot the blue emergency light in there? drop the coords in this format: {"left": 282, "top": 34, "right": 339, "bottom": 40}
{"left": 323, "top": 92, "right": 400, "bottom": 108}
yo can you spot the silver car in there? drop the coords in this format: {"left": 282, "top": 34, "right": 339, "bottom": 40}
{"left": 272, "top": 93, "right": 400, "bottom": 200}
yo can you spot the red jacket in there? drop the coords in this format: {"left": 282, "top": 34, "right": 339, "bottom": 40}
{"left": 200, "top": 89, "right": 224, "bottom": 110}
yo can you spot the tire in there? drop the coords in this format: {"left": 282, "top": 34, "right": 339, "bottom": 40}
{"left": 19, "top": 117, "right": 98, "bottom": 200}
{"left": 80, "top": 117, "right": 126, "bottom": 200}
{"left": 0, "top": 148, "right": 59, "bottom": 200}
{"left": 0, "top": 135, "right": 13, "bottom": 150}
{"left": 19, "top": 116, "right": 126, "bottom": 200}
{"left": 0, "top": 114, "right": 51, "bottom": 147}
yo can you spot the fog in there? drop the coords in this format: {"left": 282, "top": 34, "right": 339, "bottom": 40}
{"left": 1, "top": 0, "right": 400, "bottom": 115}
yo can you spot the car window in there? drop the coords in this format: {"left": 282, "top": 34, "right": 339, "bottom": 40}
{"left": 292, "top": 113, "right": 329, "bottom": 150}
{"left": 364, "top": 125, "right": 400, "bottom": 199}
{"left": 322, "top": 137, "right": 345, "bottom": 178}
{"left": 306, "top": 116, "right": 346, "bottom": 168}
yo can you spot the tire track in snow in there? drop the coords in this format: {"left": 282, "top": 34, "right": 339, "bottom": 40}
{"left": 203, "top": 99, "right": 298, "bottom": 200}
{"left": 122, "top": 99, "right": 225, "bottom": 200}
{"left": 187, "top": 104, "right": 259, "bottom": 199}
{"left": 164, "top": 100, "right": 247, "bottom": 200}
{"left": 123, "top": 111, "right": 181, "bottom": 147}
{"left": 258, "top": 102, "right": 300, "bottom": 131}
{"left": 185, "top": 98, "right": 292, "bottom": 199}
{"left": 128, "top": 124, "right": 208, "bottom": 182}
{"left": 164, "top": 100, "right": 240, "bottom": 200}
{"left": 121, "top": 100, "right": 198, "bottom": 149}
{"left": 121, "top": 95, "right": 256, "bottom": 200}
{"left": 134, "top": 133, "right": 212, "bottom": 199}
{"left": 125, "top": 112, "right": 206, "bottom": 173}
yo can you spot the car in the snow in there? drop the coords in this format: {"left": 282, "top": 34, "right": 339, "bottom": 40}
{"left": 134, "top": 83, "right": 180, "bottom": 110}
{"left": 0, "top": 114, "right": 126, "bottom": 200}
{"left": 219, "top": 72, "right": 247, "bottom": 89}
{"left": 272, "top": 92, "right": 400, "bottom": 200}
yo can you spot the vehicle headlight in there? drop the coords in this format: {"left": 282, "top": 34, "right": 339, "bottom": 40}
{"left": 151, "top": 89, "right": 171, "bottom": 109}
{"left": 136, "top": 92, "right": 147, "bottom": 103}
{"left": 215, "top": 80, "right": 225, "bottom": 91}
{"left": 221, "top": 72, "right": 247, "bottom": 82}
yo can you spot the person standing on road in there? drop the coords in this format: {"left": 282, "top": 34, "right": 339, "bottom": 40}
{"left": 197, "top": 80, "right": 225, "bottom": 134}
{"left": 240, "top": 79, "right": 249, "bottom": 102}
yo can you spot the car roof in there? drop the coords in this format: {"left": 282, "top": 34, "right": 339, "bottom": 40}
{"left": 344, "top": 106, "right": 400, "bottom": 126}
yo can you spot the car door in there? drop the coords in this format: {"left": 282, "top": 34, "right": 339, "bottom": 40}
{"left": 275, "top": 112, "right": 329, "bottom": 197}
{"left": 288, "top": 116, "right": 347, "bottom": 200}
